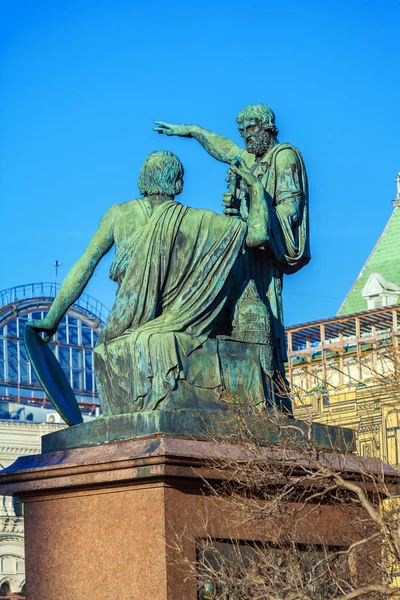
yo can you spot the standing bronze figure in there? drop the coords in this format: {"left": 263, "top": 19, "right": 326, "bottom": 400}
{"left": 155, "top": 104, "right": 310, "bottom": 412}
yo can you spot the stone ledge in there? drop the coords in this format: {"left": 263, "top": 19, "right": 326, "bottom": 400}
{"left": 0, "top": 434, "right": 394, "bottom": 501}
{"left": 39, "top": 408, "right": 356, "bottom": 454}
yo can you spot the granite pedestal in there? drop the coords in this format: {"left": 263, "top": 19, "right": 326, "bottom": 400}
{"left": 0, "top": 433, "right": 389, "bottom": 600}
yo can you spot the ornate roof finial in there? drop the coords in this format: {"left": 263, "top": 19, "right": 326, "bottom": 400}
{"left": 393, "top": 172, "right": 400, "bottom": 207}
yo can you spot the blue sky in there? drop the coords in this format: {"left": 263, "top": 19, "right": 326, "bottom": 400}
{"left": 1, "top": 0, "right": 399, "bottom": 326}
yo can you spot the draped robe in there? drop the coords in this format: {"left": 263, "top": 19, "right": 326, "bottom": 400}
{"left": 231, "top": 142, "right": 310, "bottom": 383}
{"left": 94, "top": 199, "right": 246, "bottom": 416}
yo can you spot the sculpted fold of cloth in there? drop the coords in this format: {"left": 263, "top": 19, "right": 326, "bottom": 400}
{"left": 27, "top": 148, "right": 292, "bottom": 417}
{"left": 231, "top": 142, "right": 309, "bottom": 383}
{"left": 95, "top": 198, "right": 246, "bottom": 415}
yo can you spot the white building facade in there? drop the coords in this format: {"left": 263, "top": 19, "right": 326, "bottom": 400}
{"left": 0, "top": 283, "right": 107, "bottom": 598}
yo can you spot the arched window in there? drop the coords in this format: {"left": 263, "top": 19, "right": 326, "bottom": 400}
{"left": 0, "top": 305, "right": 105, "bottom": 417}
{"left": 0, "top": 580, "right": 11, "bottom": 595}
{"left": 0, "top": 283, "right": 110, "bottom": 421}
{"left": 0, "top": 311, "right": 99, "bottom": 394}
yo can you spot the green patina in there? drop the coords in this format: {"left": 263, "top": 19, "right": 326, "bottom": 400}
{"left": 41, "top": 409, "right": 355, "bottom": 454}
{"left": 339, "top": 207, "right": 400, "bottom": 315}
{"left": 28, "top": 105, "right": 312, "bottom": 444}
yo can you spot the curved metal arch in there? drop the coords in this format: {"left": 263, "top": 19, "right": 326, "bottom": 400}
{"left": 0, "top": 299, "right": 103, "bottom": 332}
{"left": 0, "top": 283, "right": 109, "bottom": 325}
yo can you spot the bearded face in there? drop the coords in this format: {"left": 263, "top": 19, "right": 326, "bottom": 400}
{"left": 245, "top": 131, "right": 273, "bottom": 156}
{"left": 238, "top": 119, "right": 274, "bottom": 158}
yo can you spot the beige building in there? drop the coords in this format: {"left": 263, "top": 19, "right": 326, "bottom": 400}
{"left": 290, "top": 173, "right": 400, "bottom": 467}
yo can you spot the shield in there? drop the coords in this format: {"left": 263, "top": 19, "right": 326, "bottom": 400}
{"left": 24, "top": 325, "right": 83, "bottom": 426}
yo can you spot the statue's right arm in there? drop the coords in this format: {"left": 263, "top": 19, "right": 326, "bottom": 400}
{"left": 27, "top": 207, "right": 115, "bottom": 342}
{"left": 190, "top": 126, "right": 243, "bottom": 164}
{"left": 153, "top": 121, "right": 254, "bottom": 166}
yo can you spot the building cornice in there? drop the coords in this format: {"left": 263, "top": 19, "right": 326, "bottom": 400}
{"left": 0, "top": 520, "right": 24, "bottom": 535}
{"left": 0, "top": 421, "right": 66, "bottom": 464}
{"left": 0, "top": 420, "right": 65, "bottom": 431}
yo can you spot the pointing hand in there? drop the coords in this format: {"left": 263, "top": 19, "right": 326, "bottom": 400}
{"left": 153, "top": 121, "right": 192, "bottom": 138}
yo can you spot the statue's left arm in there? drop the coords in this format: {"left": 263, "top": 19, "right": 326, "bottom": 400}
{"left": 228, "top": 158, "right": 270, "bottom": 248}
{"left": 269, "top": 147, "right": 310, "bottom": 274}
{"left": 230, "top": 148, "right": 310, "bottom": 269}
{"left": 28, "top": 207, "right": 116, "bottom": 341}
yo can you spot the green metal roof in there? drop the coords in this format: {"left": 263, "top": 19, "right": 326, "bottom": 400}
{"left": 338, "top": 206, "right": 400, "bottom": 315}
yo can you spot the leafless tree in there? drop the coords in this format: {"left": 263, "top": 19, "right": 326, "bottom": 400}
{"left": 173, "top": 389, "right": 400, "bottom": 600}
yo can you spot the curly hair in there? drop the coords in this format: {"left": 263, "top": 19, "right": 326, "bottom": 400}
{"left": 138, "top": 151, "right": 184, "bottom": 196}
{"left": 236, "top": 104, "right": 279, "bottom": 137}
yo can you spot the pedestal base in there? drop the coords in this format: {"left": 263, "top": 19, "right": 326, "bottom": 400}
{"left": 41, "top": 409, "right": 355, "bottom": 453}
{"left": 0, "top": 436, "right": 384, "bottom": 600}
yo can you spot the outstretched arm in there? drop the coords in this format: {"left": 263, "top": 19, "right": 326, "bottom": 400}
{"left": 28, "top": 207, "right": 115, "bottom": 341}
{"left": 228, "top": 157, "right": 270, "bottom": 248}
{"left": 153, "top": 121, "right": 254, "bottom": 166}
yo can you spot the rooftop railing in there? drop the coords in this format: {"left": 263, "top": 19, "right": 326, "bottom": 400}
{"left": 286, "top": 304, "right": 400, "bottom": 386}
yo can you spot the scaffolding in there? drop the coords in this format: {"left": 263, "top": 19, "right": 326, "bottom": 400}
{"left": 286, "top": 305, "right": 400, "bottom": 390}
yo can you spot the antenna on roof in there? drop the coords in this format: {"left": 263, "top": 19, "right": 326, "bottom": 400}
{"left": 393, "top": 173, "right": 400, "bottom": 207}
{"left": 54, "top": 260, "right": 62, "bottom": 292}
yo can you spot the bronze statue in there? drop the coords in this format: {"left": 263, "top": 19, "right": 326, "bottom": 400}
{"left": 26, "top": 105, "right": 310, "bottom": 438}
{"left": 27, "top": 148, "right": 289, "bottom": 418}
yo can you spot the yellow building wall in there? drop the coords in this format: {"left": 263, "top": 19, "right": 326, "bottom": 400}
{"left": 290, "top": 348, "right": 400, "bottom": 467}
